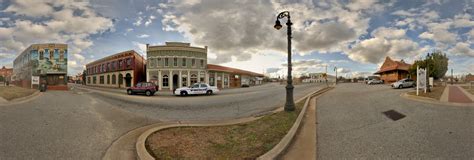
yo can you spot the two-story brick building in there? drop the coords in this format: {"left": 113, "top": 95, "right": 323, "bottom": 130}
{"left": 0, "top": 66, "right": 13, "bottom": 82}
{"left": 85, "top": 50, "right": 146, "bottom": 88}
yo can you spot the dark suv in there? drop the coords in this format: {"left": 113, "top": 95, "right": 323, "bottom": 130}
{"left": 127, "top": 82, "right": 158, "bottom": 96}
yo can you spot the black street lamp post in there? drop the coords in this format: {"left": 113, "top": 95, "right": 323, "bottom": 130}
{"left": 274, "top": 11, "right": 295, "bottom": 111}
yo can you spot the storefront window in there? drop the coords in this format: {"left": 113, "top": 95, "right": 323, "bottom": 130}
{"left": 224, "top": 77, "right": 228, "bottom": 85}
{"left": 107, "top": 75, "right": 110, "bottom": 84}
{"left": 100, "top": 76, "right": 104, "bottom": 84}
{"left": 182, "top": 77, "right": 187, "bottom": 86}
{"left": 209, "top": 77, "right": 215, "bottom": 86}
{"left": 191, "top": 74, "right": 197, "bottom": 84}
{"left": 163, "top": 75, "right": 169, "bottom": 87}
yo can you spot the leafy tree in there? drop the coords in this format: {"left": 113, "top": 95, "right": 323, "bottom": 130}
{"left": 409, "top": 50, "right": 449, "bottom": 79}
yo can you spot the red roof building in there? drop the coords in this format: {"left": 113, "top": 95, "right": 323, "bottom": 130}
{"left": 375, "top": 57, "right": 412, "bottom": 83}
{"left": 0, "top": 66, "right": 13, "bottom": 81}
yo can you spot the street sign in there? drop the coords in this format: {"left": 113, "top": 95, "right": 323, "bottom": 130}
{"left": 417, "top": 66, "right": 427, "bottom": 95}
{"left": 31, "top": 76, "right": 40, "bottom": 85}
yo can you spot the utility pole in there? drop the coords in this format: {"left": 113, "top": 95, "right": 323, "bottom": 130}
{"left": 451, "top": 69, "right": 453, "bottom": 85}
{"left": 334, "top": 66, "right": 338, "bottom": 85}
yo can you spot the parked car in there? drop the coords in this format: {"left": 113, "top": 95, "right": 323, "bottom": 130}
{"left": 391, "top": 79, "right": 415, "bottom": 89}
{"left": 367, "top": 79, "right": 384, "bottom": 85}
{"left": 241, "top": 84, "right": 250, "bottom": 87}
{"left": 127, "top": 82, "right": 158, "bottom": 96}
{"left": 174, "top": 83, "right": 219, "bottom": 96}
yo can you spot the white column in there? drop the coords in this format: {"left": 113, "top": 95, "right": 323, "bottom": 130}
{"left": 179, "top": 70, "right": 182, "bottom": 88}
{"left": 169, "top": 70, "right": 173, "bottom": 91}
{"left": 146, "top": 70, "right": 150, "bottom": 82}
{"left": 158, "top": 70, "right": 162, "bottom": 91}
{"left": 187, "top": 71, "right": 191, "bottom": 86}
{"left": 214, "top": 72, "right": 217, "bottom": 87}
{"left": 222, "top": 72, "right": 225, "bottom": 88}
{"left": 198, "top": 71, "right": 201, "bottom": 83}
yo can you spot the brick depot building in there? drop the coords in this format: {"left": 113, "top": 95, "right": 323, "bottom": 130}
{"left": 85, "top": 50, "right": 146, "bottom": 88}
{"left": 375, "top": 56, "right": 412, "bottom": 83}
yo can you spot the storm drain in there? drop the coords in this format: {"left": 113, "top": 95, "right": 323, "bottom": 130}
{"left": 382, "top": 110, "right": 406, "bottom": 121}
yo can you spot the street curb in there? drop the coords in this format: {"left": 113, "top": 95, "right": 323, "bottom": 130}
{"left": 258, "top": 87, "right": 332, "bottom": 160}
{"left": 401, "top": 92, "right": 474, "bottom": 107}
{"left": 0, "top": 91, "right": 42, "bottom": 106}
{"left": 134, "top": 87, "right": 332, "bottom": 160}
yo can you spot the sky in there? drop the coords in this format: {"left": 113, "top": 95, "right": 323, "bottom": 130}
{"left": 0, "top": 0, "right": 473, "bottom": 78}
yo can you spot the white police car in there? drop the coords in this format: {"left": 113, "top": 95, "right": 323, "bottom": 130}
{"left": 174, "top": 83, "right": 219, "bottom": 96}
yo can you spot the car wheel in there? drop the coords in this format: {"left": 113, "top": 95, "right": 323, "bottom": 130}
{"left": 398, "top": 85, "right": 403, "bottom": 89}
{"left": 145, "top": 90, "right": 152, "bottom": 96}
{"left": 206, "top": 90, "right": 213, "bottom": 95}
{"left": 127, "top": 89, "right": 133, "bottom": 95}
{"left": 180, "top": 91, "right": 188, "bottom": 96}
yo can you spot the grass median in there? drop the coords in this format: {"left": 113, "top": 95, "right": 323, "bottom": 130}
{"left": 145, "top": 100, "right": 306, "bottom": 159}
{"left": 0, "top": 86, "right": 37, "bottom": 101}
{"left": 407, "top": 85, "right": 446, "bottom": 100}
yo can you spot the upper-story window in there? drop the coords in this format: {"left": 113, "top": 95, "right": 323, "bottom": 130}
{"left": 59, "top": 51, "right": 64, "bottom": 61}
{"left": 119, "top": 60, "right": 123, "bottom": 69}
{"left": 149, "top": 58, "right": 155, "bottom": 68}
{"left": 49, "top": 50, "right": 54, "bottom": 60}
{"left": 126, "top": 58, "right": 132, "bottom": 68}
{"left": 192, "top": 59, "right": 195, "bottom": 67}
{"left": 182, "top": 58, "right": 186, "bottom": 67}
{"left": 173, "top": 57, "right": 178, "bottom": 67}
{"left": 39, "top": 51, "right": 44, "bottom": 60}
{"left": 200, "top": 60, "right": 204, "bottom": 67}
{"left": 164, "top": 58, "right": 169, "bottom": 66}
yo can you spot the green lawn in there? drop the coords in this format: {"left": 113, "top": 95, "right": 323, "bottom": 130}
{"left": 145, "top": 100, "right": 306, "bottom": 159}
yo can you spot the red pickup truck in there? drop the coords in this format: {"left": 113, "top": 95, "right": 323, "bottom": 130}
{"left": 127, "top": 82, "right": 158, "bottom": 96}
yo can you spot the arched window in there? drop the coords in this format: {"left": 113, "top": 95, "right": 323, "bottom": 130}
{"left": 182, "top": 75, "right": 187, "bottom": 86}
{"left": 112, "top": 74, "right": 116, "bottom": 84}
{"left": 190, "top": 74, "right": 197, "bottom": 84}
{"left": 163, "top": 75, "right": 169, "bottom": 87}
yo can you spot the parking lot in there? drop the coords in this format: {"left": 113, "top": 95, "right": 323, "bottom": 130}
{"left": 317, "top": 83, "right": 474, "bottom": 159}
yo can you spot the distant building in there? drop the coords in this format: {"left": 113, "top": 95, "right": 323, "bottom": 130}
{"left": 466, "top": 74, "right": 474, "bottom": 82}
{"left": 0, "top": 66, "right": 13, "bottom": 81}
{"left": 13, "top": 43, "right": 68, "bottom": 90}
{"left": 302, "top": 73, "right": 336, "bottom": 83}
{"left": 146, "top": 42, "right": 264, "bottom": 91}
{"left": 85, "top": 50, "right": 146, "bottom": 88}
{"left": 375, "top": 56, "right": 412, "bottom": 83}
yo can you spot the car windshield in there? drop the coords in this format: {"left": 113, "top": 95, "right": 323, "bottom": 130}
{"left": 191, "top": 84, "right": 199, "bottom": 88}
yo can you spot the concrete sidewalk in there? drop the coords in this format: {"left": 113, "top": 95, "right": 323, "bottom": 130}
{"left": 281, "top": 96, "right": 317, "bottom": 159}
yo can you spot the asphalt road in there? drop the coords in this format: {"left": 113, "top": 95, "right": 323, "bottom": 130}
{"left": 74, "top": 82, "right": 326, "bottom": 121}
{"left": 0, "top": 82, "right": 324, "bottom": 159}
{"left": 317, "top": 83, "right": 474, "bottom": 159}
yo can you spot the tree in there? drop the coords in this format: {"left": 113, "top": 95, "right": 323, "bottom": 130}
{"left": 409, "top": 50, "right": 448, "bottom": 79}
{"left": 82, "top": 70, "right": 87, "bottom": 85}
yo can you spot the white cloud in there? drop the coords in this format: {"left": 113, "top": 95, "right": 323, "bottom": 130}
{"left": 158, "top": 0, "right": 387, "bottom": 63}
{"left": 337, "top": 67, "right": 351, "bottom": 73}
{"left": 0, "top": 0, "right": 114, "bottom": 75}
{"left": 449, "top": 42, "right": 474, "bottom": 56}
{"left": 133, "top": 16, "right": 143, "bottom": 26}
{"left": 137, "top": 34, "right": 150, "bottom": 38}
{"left": 132, "top": 41, "right": 147, "bottom": 55}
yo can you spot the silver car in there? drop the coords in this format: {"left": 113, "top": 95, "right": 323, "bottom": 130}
{"left": 391, "top": 79, "right": 415, "bottom": 89}
{"left": 367, "top": 79, "right": 384, "bottom": 85}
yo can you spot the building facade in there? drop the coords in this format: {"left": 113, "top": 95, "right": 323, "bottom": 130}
{"left": 146, "top": 42, "right": 264, "bottom": 91}
{"left": 302, "top": 73, "right": 336, "bottom": 83}
{"left": 85, "top": 50, "right": 146, "bottom": 88}
{"left": 13, "top": 43, "right": 68, "bottom": 89}
{"left": 375, "top": 56, "right": 412, "bottom": 83}
{"left": 0, "top": 66, "right": 13, "bottom": 82}
{"left": 146, "top": 42, "right": 208, "bottom": 91}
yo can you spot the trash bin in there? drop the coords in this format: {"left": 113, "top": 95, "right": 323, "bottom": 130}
{"left": 40, "top": 84, "right": 47, "bottom": 92}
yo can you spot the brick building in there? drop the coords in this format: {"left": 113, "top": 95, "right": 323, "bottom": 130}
{"left": 85, "top": 50, "right": 146, "bottom": 88}
{"left": 0, "top": 66, "right": 13, "bottom": 82}
{"left": 13, "top": 43, "right": 68, "bottom": 90}
{"left": 207, "top": 64, "right": 264, "bottom": 89}
{"left": 375, "top": 56, "right": 412, "bottom": 83}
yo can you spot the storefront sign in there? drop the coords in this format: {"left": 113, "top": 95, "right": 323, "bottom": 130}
{"left": 31, "top": 76, "right": 40, "bottom": 85}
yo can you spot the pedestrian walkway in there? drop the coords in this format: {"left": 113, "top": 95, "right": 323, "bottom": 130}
{"left": 440, "top": 85, "right": 474, "bottom": 104}
{"left": 448, "top": 86, "right": 473, "bottom": 103}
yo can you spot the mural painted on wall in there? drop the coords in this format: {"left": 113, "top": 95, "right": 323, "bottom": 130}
{"left": 30, "top": 49, "right": 68, "bottom": 75}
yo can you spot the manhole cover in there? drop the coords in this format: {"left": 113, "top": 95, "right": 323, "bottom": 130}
{"left": 382, "top": 110, "right": 406, "bottom": 121}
